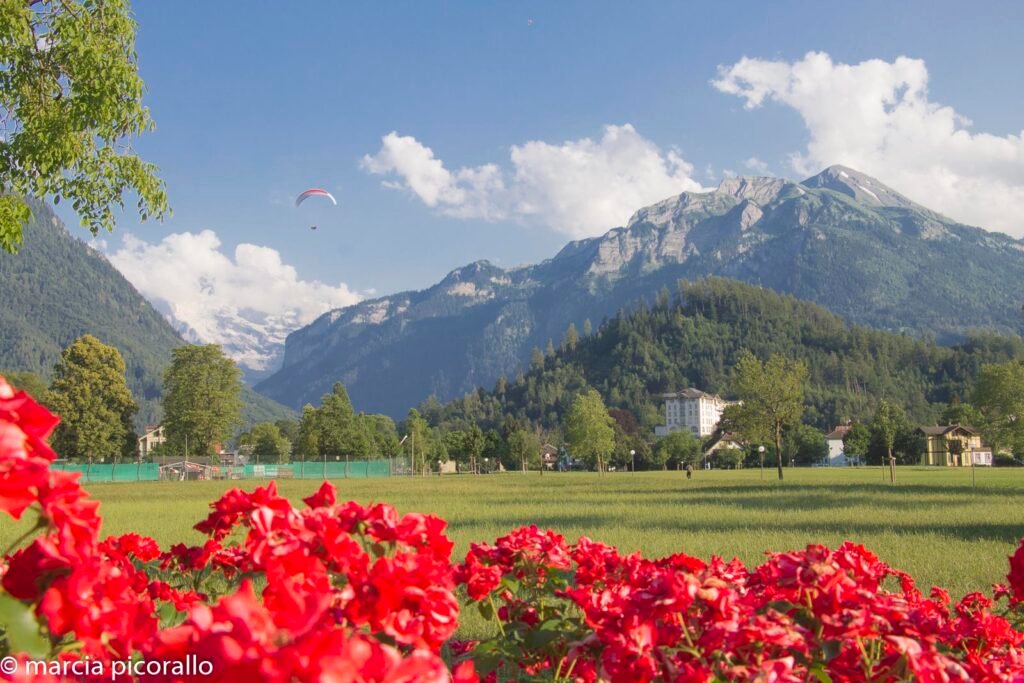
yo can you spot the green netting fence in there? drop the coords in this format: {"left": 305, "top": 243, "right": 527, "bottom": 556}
{"left": 50, "top": 458, "right": 408, "bottom": 482}
{"left": 50, "top": 462, "right": 161, "bottom": 482}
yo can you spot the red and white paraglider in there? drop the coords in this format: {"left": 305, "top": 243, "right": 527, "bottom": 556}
{"left": 295, "top": 188, "right": 337, "bottom": 230}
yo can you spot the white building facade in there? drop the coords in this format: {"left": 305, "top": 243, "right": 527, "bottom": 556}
{"left": 655, "top": 389, "right": 737, "bottom": 438}
{"left": 824, "top": 423, "right": 852, "bottom": 466}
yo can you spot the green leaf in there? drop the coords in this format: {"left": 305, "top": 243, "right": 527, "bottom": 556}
{"left": 0, "top": 592, "right": 49, "bottom": 658}
{"left": 808, "top": 664, "right": 834, "bottom": 683}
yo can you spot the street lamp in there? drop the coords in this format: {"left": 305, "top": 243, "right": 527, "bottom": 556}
{"left": 483, "top": 457, "right": 489, "bottom": 474}
{"left": 758, "top": 446, "right": 766, "bottom": 480}
{"left": 630, "top": 449, "right": 636, "bottom": 473}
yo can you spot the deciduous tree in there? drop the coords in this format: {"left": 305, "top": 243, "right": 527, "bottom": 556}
{"left": 842, "top": 423, "right": 871, "bottom": 466}
{"left": 728, "top": 351, "right": 807, "bottom": 480}
{"left": 507, "top": 428, "right": 541, "bottom": 472}
{"left": 654, "top": 429, "right": 702, "bottom": 470}
{"left": 0, "top": 0, "right": 168, "bottom": 253}
{"left": 564, "top": 389, "right": 615, "bottom": 472}
{"left": 974, "top": 361, "right": 1024, "bottom": 455}
{"left": 162, "top": 345, "right": 242, "bottom": 457}
{"left": 48, "top": 335, "right": 136, "bottom": 463}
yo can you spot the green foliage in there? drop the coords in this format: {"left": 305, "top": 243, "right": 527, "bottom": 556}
{"left": 275, "top": 418, "right": 300, "bottom": 445}
{"left": 729, "top": 350, "right": 807, "bottom": 480}
{"left": 402, "top": 408, "right": 433, "bottom": 473}
{"left": 238, "top": 422, "right": 291, "bottom": 464}
{"left": 296, "top": 405, "right": 319, "bottom": 460}
{"left": 654, "top": 429, "right": 702, "bottom": 470}
{"left": 866, "top": 401, "right": 922, "bottom": 465}
{"left": 0, "top": 201, "right": 184, "bottom": 427}
{"left": 784, "top": 424, "right": 828, "bottom": 466}
{"left": 364, "top": 414, "right": 400, "bottom": 459}
{"left": 47, "top": 335, "right": 136, "bottom": 462}
{"left": 940, "top": 402, "right": 984, "bottom": 429}
{"left": 564, "top": 389, "right": 615, "bottom": 472}
{"left": 842, "top": 423, "right": 871, "bottom": 466}
{"left": 974, "top": 361, "right": 1024, "bottom": 454}
{"left": 709, "top": 447, "right": 743, "bottom": 470}
{"left": 293, "top": 382, "right": 396, "bottom": 461}
{"left": 162, "top": 345, "right": 242, "bottom": 456}
{"left": 427, "top": 280, "right": 1024, "bottom": 445}
{"left": 0, "top": 0, "right": 168, "bottom": 253}
{"left": 563, "top": 323, "right": 579, "bottom": 351}
{"left": 0, "top": 369, "right": 49, "bottom": 403}
{"left": 506, "top": 428, "right": 541, "bottom": 472}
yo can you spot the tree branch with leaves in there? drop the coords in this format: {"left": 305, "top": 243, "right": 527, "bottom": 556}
{"left": 0, "top": 0, "right": 168, "bottom": 252}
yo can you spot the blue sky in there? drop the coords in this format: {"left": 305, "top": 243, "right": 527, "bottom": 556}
{"left": 71, "top": 1, "right": 1024, "bottom": 369}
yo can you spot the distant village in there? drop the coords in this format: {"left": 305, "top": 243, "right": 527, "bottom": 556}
{"left": 655, "top": 388, "right": 992, "bottom": 469}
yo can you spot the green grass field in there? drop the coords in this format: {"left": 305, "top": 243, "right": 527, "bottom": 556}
{"left": 4, "top": 467, "right": 1022, "bottom": 600}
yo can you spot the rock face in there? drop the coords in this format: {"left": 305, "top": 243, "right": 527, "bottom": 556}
{"left": 256, "top": 166, "right": 1024, "bottom": 418}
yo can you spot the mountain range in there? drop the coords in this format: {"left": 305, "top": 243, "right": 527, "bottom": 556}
{"left": 0, "top": 200, "right": 296, "bottom": 428}
{"left": 255, "top": 165, "right": 1024, "bottom": 418}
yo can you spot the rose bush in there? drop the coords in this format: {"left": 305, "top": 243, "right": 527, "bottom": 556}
{"left": 1, "top": 376, "right": 1023, "bottom": 682}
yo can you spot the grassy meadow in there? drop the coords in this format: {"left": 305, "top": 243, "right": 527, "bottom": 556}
{"left": 3, "top": 467, "right": 1022, "bottom": 600}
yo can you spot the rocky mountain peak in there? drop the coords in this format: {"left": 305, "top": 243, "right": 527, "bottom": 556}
{"left": 801, "top": 165, "right": 918, "bottom": 209}
{"left": 715, "top": 175, "right": 792, "bottom": 205}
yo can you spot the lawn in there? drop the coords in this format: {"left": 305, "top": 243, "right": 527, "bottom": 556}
{"left": 4, "top": 466, "right": 1022, "bottom": 600}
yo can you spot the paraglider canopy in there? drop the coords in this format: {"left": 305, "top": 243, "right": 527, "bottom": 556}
{"left": 295, "top": 188, "right": 337, "bottom": 207}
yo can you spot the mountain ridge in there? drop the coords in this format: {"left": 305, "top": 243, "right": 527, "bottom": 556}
{"left": 256, "top": 165, "right": 1024, "bottom": 418}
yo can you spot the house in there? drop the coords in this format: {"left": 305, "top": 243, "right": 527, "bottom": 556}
{"left": 824, "top": 422, "right": 853, "bottom": 466}
{"left": 655, "top": 388, "right": 737, "bottom": 438}
{"left": 702, "top": 431, "right": 744, "bottom": 468}
{"left": 704, "top": 431, "right": 744, "bottom": 456}
{"left": 137, "top": 424, "right": 165, "bottom": 458}
{"left": 918, "top": 425, "right": 993, "bottom": 467}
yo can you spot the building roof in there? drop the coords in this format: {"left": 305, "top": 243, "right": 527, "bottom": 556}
{"left": 825, "top": 424, "right": 852, "bottom": 440}
{"left": 659, "top": 387, "right": 726, "bottom": 401}
{"left": 918, "top": 424, "right": 979, "bottom": 437}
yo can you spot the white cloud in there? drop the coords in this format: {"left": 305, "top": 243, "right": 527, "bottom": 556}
{"left": 107, "top": 231, "right": 362, "bottom": 371}
{"left": 743, "top": 156, "right": 770, "bottom": 174}
{"left": 713, "top": 51, "right": 1024, "bottom": 236}
{"left": 361, "top": 124, "right": 704, "bottom": 238}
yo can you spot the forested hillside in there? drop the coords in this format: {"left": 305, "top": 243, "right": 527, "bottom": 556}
{"left": 424, "top": 278, "right": 1024, "bottom": 432}
{"left": 0, "top": 199, "right": 294, "bottom": 427}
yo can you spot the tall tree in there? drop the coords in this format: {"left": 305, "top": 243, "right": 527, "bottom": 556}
{"left": 564, "top": 389, "right": 615, "bottom": 472}
{"left": 275, "top": 418, "right": 300, "bottom": 445}
{"left": 728, "top": 351, "right": 807, "bottom": 480}
{"left": 0, "top": 0, "right": 168, "bottom": 253}
{"left": 507, "top": 428, "right": 541, "bottom": 472}
{"left": 563, "top": 323, "right": 579, "bottom": 351}
{"left": 403, "top": 409, "right": 432, "bottom": 474}
{"left": 48, "top": 335, "right": 136, "bottom": 463}
{"left": 940, "top": 402, "right": 985, "bottom": 429}
{"left": 784, "top": 424, "right": 828, "bottom": 466}
{"left": 870, "top": 400, "right": 903, "bottom": 480}
{"left": 296, "top": 405, "right": 320, "bottom": 460}
{"left": 974, "top": 361, "right": 1024, "bottom": 454}
{"left": 316, "top": 383, "right": 370, "bottom": 457}
{"left": 654, "top": 429, "right": 702, "bottom": 470}
{"left": 363, "top": 414, "right": 400, "bottom": 459}
{"left": 162, "top": 345, "right": 242, "bottom": 457}
{"left": 239, "top": 422, "right": 291, "bottom": 464}
{"left": 842, "top": 423, "right": 871, "bottom": 466}
{"left": 463, "top": 425, "right": 486, "bottom": 474}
